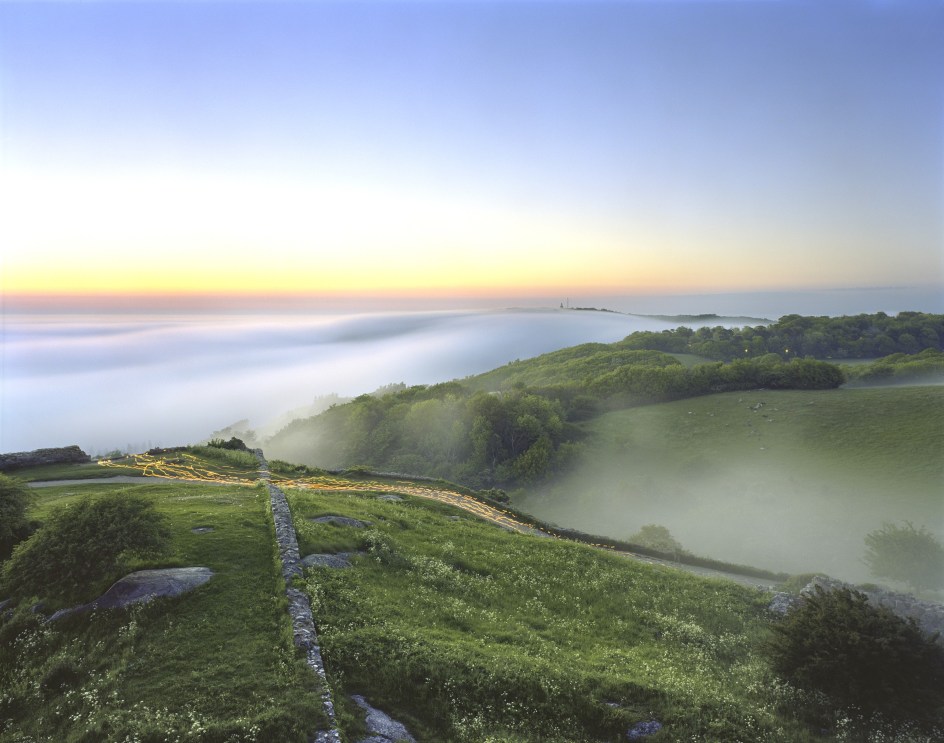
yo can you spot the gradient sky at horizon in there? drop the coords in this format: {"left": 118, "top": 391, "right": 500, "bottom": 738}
{"left": 1, "top": 0, "right": 942, "bottom": 304}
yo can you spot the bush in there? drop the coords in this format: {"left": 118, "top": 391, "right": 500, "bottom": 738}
{"left": 628, "top": 524, "right": 684, "bottom": 555}
{"left": 864, "top": 521, "right": 944, "bottom": 592}
{"left": 765, "top": 585, "right": 944, "bottom": 725}
{"left": 0, "top": 475, "right": 34, "bottom": 560}
{"left": 2, "top": 492, "right": 172, "bottom": 605}
{"left": 207, "top": 436, "right": 249, "bottom": 451}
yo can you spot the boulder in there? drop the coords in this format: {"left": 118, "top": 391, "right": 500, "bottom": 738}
{"left": 301, "top": 553, "right": 357, "bottom": 569}
{"left": 767, "top": 592, "right": 799, "bottom": 616}
{"left": 627, "top": 720, "right": 663, "bottom": 740}
{"left": 310, "top": 515, "right": 371, "bottom": 528}
{"left": 352, "top": 695, "right": 416, "bottom": 743}
{"left": 48, "top": 567, "right": 213, "bottom": 621}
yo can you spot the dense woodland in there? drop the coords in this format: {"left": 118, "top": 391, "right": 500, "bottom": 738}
{"left": 620, "top": 311, "right": 942, "bottom": 361}
{"left": 270, "top": 312, "right": 942, "bottom": 489}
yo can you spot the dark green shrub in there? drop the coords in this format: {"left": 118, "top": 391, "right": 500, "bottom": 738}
{"left": 207, "top": 436, "right": 249, "bottom": 451}
{"left": 765, "top": 585, "right": 944, "bottom": 725}
{"left": 0, "top": 474, "right": 34, "bottom": 560}
{"left": 2, "top": 492, "right": 172, "bottom": 605}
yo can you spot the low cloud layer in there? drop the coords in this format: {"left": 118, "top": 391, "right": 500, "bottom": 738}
{"left": 3, "top": 308, "right": 691, "bottom": 455}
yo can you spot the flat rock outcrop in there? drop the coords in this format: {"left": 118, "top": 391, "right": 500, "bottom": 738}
{"left": 0, "top": 445, "right": 91, "bottom": 472}
{"left": 301, "top": 552, "right": 358, "bottom": 569}
{"left": 310, "top": 515, "right": 371, "bottom": 528}
{"left": 49, "top": 567, "right": 213, "bottom": 621}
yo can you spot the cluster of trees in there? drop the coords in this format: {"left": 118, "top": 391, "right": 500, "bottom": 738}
{"left": 620, "top": 311, "right": 942, "bottom": 361}
{"left": 273, "top": 384, "right": 579, "bottom": 488}
{"left": 271, "top": 350, "right": 843, "bottom": 488}
{"left": 844, "top": 348, "right": 944, "bottom": 386}
{"left": 269, "top": 312, "right": 939, "bottom": 489}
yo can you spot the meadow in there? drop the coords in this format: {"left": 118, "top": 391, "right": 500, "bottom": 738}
{"left": 519, "top": 385, "right": 944, "bottom": 583}
{"left": 289, "top": 486, "right": 823, "bottom": 742}
{"left": 0, "top": 474, "right": 327, "bottom": 741}
{"left": 3, "top": 449, "right": 942, "bottom": 741}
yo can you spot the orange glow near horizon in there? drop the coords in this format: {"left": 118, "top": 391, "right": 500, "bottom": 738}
{"left": 2, "top": 165, "right": 937, "bottom": 305}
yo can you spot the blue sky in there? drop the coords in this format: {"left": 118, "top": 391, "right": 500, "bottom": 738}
{"left": 1, "top": 0, "right": 941, "bottom": 301}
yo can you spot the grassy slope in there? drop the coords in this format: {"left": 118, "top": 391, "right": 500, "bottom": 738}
{"left": 1, "top": 477, "right": 326, "bottom": 741}
{"left": 518, "top": 385, "right": 944, "bottom": 583}
{"left": 287, "top": 486, "right": 825, "bottom": 742}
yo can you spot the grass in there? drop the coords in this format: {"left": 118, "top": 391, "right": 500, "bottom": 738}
{"left": 0, "top": 480, "right": 327, "bottom": 741}
{"left": 9, "top": 461, "right": 144, "bottom": 482}
{"left": 518, "top": 385, "right": 944, "bottom": 583}
{"left": 4, "top": 446, "right": 942, "bottom": 741}
{"left": 287, "top": 487, "right": 830, "bottom": 742}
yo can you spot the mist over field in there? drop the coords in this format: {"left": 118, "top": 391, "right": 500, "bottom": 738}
{"left": 517, "top": 387, "right": 944, "bottom": 583}
{"left": 2, "top": 307, "right": 713, "bottom": 454}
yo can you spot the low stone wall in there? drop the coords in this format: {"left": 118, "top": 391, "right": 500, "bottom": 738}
{"left": 0, "top": 445, "right": 91, "bottom": 472}
{"left": 254, "top": 450, "right": 341, "bottom": 743}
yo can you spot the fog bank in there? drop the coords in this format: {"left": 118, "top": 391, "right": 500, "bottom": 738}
{"left": 3, "top": 308, "right": 701, "bottom": 454}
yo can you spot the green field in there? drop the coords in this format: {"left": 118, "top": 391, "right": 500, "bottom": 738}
{"left": 517, "top": 385, "right": 944, "bottom": 583}
{"left": 1, "top": 478, "right": 327, "bottom": 741}
{"left": 4, "top": 437, "right": 943, "bottom": 741}
{"left": 287, "top": 487, "right": 824, "bottom": 742}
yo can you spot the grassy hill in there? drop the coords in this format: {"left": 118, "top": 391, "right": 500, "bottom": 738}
{"left": 288, "top": 486, "right": 817, "bottom": 742}
{"left": 0, "top": 452, "right": 328, "bottom": 741}
{"left": 517, "top": 385, "right": 944, "bottom": 583}
{"left": 0, "top": 461, "right": 819, "bottom": 741}
{"left": 3, "top": 448, "right": 942, "bottom": 741}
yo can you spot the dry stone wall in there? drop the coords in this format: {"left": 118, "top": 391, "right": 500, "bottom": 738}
{"left": 254, "top": 450, "right": 341, "bottom": 743}
{"left": 0, "top": 445, "right": 90, "bottom": 471}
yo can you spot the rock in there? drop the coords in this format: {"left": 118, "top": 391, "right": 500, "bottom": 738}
{"left": 767, "top": 592, "right": 799, "bottom": 616}
{"left": 351, "top": 695, "right": 416, "bottom": 743}
{"left": 191, "top": 526, "right": 215, "bottom": 534}
{"left": 48, "top": 567, "right": 213, "bottom": 621}
{"left": 91, "top": 568, "right": 214, "bottom": 610}
{"left": 301, "top": 553, "right": 356, "bottom": 569}
{"left": 376, "top": 494, "right": 404, "bottom": 502}
{"left": 310, "top": 515, "right": 371, "bottom": 528}
{"left": 627, "top": 720, "right": 663, "bottom": 740}
{"left": 0, "top": 445, "right": 91, "bottom": 472}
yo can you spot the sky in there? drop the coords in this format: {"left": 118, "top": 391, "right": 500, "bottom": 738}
{"left": 0, "top": 0, "right": 942, "bottom": 306}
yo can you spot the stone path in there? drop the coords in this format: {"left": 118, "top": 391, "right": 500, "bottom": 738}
{"left": 254, "top": 450, "right": 341, "bottom": 743}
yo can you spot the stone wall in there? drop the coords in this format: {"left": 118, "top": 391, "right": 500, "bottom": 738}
{"left": 0, "top": 445, "right": 91, "bottom": 472}
{"left": 254, "top": 450, "right": 341, "bottom": 743}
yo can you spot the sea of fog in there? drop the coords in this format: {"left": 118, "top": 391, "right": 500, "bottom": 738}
{"left": 0, "top": 308, "right": 711, "bottom": 454}
{"left": 2, "top": 286, "right": 941, "bottom": 455}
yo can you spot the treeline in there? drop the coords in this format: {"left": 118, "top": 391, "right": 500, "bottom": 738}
{"left": 269, "top": 352, "right": 844, "bottom": 488}
{"left": 620, "top": 311, "right": 942, "bottom": 361}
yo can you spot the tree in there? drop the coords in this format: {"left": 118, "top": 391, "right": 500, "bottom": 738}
{"left": 628, "top": 524, "right": 684, "bottom": 555}
{"left": 765, "top": 585, "right": 944, "bottom": 725}
{"left": 0, "top": 475, "right": 34, "bottom": 560}
{"left": 2, "top": 493, "right": 172, "bottom": 605}
{"left": 863, "top": 522, "right": 944, "bottom": 592}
